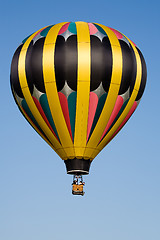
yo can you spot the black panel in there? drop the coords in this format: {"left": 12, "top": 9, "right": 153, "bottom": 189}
{"left": 90, "top": 36, "right": 112, "bottom": 92}
{"left": 65, "top": 35, "right": 78, "bottom": 91}
{"left": 119, "top": 40, "right": 135, "bottom": 95}
{"left": 136, "top": 48, "right": 147, "bottom": 101}
{"left": 55, "top": 35, "right": 78, "bottom": 91}
{"left": 64, "top": 158, "right": 91, "bottom": 175}
{"left": 10, "top": 44, "right": 24, "bottom": 98}
{"left": 90, "top": 36, "right": 103, "bottom": 91}
{"left": 101, "top": 36, "right": 112, "bottom": 92}
{"left": 54, "top": 35, "right": 65, "bottom": 91}
{"left": 31, "top": 38, "right": 46, "bottom": 93}
{"left": 25, "top": 41, "right": 34, "bottom": 95}
{"left": 129, "top": 44, "right": 137, "bottom": 97}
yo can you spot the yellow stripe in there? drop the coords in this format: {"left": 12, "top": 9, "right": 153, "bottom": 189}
{"left": 91, "top": 37, "right": 142, "bottom": 160}
{"left": 43, "top": 22, "right": 75, "bottom": 159}
{"left": 18, "top": 27, "right": 67, "bottom": 160}
{"left": 84, "top": 24, "right": 123, "bottom": 159}
{"left": 73, "top": 22, "right": 91, "bottom": 158}
{"left": 12, "top": 89, "right": 63, "bottom": 157}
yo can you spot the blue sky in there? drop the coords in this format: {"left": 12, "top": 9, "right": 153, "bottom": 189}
{"left": 0, "top": 0, "right": 160, "bottom": 239}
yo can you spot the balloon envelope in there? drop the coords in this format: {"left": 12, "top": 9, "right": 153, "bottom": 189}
{"left": 10, "top": 22, "right": 147, "bottom": 175}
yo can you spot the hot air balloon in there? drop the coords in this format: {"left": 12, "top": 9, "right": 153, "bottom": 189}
{"left": 10, "top": 21, "right": 147, "bottom": 196}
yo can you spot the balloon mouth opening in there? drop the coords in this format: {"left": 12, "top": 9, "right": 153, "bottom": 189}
{"left": 67, "top": 170, "right": 89, "bottom": 175}
{"left": 64, "top": 158, "right": 91, "bottom": 175}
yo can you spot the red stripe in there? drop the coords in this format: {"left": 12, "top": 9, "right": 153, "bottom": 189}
{"left": 129, "top": 39, "right": 136, "bottom": 46}
{"left": 58, "top": 22, "right": 70, "bottom": 34}
{"left": 21, "top": 107, "right": 47, "bottom": 141}
{"left": 106, "top": 101, "right": 137, "bottom": 145}
{"left": 108, "top": 27, "right": 123, "bottom": 39}
{"left": 99, "top": 96, "right": 123, "bottom": 142}
{"left": 32, "top": 96, "right": 59, "bottom": 141}
{"left": 58, "top": 92, "right": 73, "bottom": 141}
{"left": 87, "top": 92, "right": 98, "bottom": 141}
{"left": 33, "top": 27, "right": 47, "bottom": 39}
{"left": 88, "top": 23, "right": 98, "bottom": 34}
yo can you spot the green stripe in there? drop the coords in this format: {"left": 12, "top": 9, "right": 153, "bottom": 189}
{"left": 93, "top": 23, "right": 107, "bottom": 35}
{"left": 68, "top": 92, "right": 77, "bottom": 141}
{"left": 40, "top": 25, "right": 54, "bottom": 37}
{"left": 21, "top": 99, "right": 45, "bottom": 137}
{"left": 39, "top": 94, "right": 60, "bottom": 141}
{"left": 102, "top": 99, "right": 129, "bottom": 141}
{"left": 88, "top": 93, "right": 107, "bottom": 141}
{"left": 68, "top": 22, "right": 77, "bottom": 34}
{"left": 22, "top": 34, "right": 32, "bottom": 43}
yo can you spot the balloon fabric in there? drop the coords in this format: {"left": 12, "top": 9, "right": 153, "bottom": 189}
{"left": 10, "top": 22, "right": 147, "bottom": 176}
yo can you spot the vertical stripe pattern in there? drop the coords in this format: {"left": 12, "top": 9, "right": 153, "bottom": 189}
{"left": 74, "top": 22, "right": 91, "bottom": 157}
{"left": 10, "top": 21, "right": 147, "bottom": 164}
